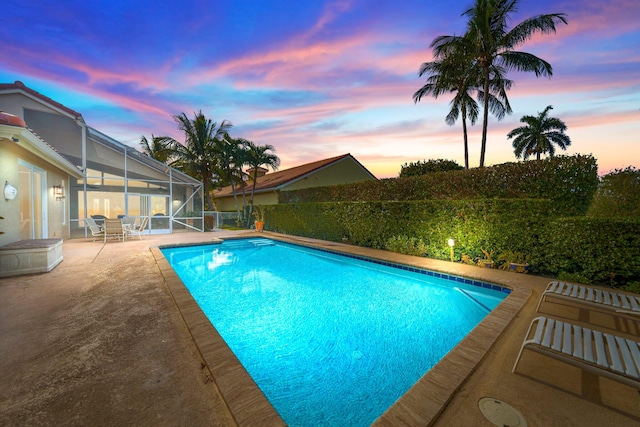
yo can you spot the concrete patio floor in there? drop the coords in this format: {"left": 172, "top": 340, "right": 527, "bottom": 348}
{"left": 1, "top": 230, "right": 639, "bottom": 426}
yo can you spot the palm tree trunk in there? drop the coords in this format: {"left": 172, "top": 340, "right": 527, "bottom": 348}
{"left": 246, "top": 173, "right": 259, "bottom": 228}
{"left": 480, "top": 70, "right": 490, "bottom": 167}
{"left": 229, "top": 179, "right": 241, "bottom": 223}
{"left": 461, "top": 106, "right": 469, "bottom": 169}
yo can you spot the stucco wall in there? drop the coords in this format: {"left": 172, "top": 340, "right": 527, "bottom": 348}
{"left": 0, "top": 92, "right": 63, "bottom": 119}
{"left": 213, "top": 157, "right": 375, "bottom": 211}
{"left": 213, "top": 191, "right": 278, "bottom": 212}
{"left": 283, "top": 159, "right": 374, "bottom": 191}
{"left": 0, "top": 137, "right": 71, "bottom": 246}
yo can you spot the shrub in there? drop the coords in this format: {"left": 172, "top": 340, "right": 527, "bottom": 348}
{"left": 280, "top": 154, "right": 598, "bottom": 216}
{"left": 536, "top": 218, "right": 640, "bottom": 288}
{"left": 587, "top": 166, "right": 640, "bottom": 219}
{"left": 399, "top": 159, "right": 463, "bottom": 177}
{"left": 386, "top": 236, "right": 427, "bottom": 256}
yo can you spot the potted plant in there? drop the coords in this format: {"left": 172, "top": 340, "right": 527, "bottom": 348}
{"left": 497, "top": 249, "right": 530, "bottom": 273}
{"left": 253, "top": 205, "right": 265, "bottom": 232}
{"left": 476, "top": 248, "right": 495, "bottom": 268}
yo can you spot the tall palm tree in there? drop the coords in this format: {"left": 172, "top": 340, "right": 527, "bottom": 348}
{"left": 414, "top": 41, "right": 480, "bottom": 169}
{"left": 437, "top": 0, "right": 567, "bottom": 167}
{"left": 415, "top": 37, "right": 512, "bottom": 169}
{"left": 508, "top": 105, "right": 571, "bottom": 160}
{"left": 139, "top": 134, "right": 172, "bottom": 163}
{"left": 243, "top": 141, "right": 280, "bottom": 227}
{"left": 169, "top": 111, "right": 232, "bottom": 210}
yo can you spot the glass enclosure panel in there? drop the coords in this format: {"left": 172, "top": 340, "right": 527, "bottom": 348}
{"left": 126, "top": 152, "right": 170, "bottom": 181}
{"left": 86, "top": 138, "right": 125, "bottom": 177}
{"left": 86, "top": 191, "right": 125, "bottom": 219}
{"left": 150, "top": 195, "right": 169, "bottom": 216}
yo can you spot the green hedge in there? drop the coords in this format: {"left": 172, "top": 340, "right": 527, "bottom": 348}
{"left": 264, "top": 201, "right": 640, "bottom": 288}
{"left": 534, "top": 218, "right": 640, "bottom": 287}
{"left": 279, "top": 154, "right": 598, "bottom": 216}
{"left": 587, "top": 166, "right": 640, "bottom": 220}
{"left": 266, "top": 199, "right": 551, "bottom": 261}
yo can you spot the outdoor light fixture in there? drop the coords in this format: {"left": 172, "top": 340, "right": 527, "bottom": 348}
{"left": 53, "top": 184, "right": 65, "bottom": 201}
{"left": 4, "top": 181, "right": 17, "bottom": 200}
{"left": 448, "top": 238, "right": 455, "bottom": 262}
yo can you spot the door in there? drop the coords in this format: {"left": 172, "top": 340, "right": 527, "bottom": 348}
{"left": 127, "top": 194, "right": 170, "bottom": 234}
{"left": 18, "top": 161, "right": 48, "bottom": 239}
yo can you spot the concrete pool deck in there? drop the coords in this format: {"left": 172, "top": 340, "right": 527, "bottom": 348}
{"left": 1, "top": 230, "right": 639, "bottom": 426}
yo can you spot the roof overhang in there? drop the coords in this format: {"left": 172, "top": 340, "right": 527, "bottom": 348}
{"left": 0, "top": 124, "right": 83, "bottom": 178}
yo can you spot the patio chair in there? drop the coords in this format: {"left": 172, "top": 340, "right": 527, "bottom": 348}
{"left": 126, "top": 216, "right": 148, "bottom": 240}
{"left": 537, "top": 281, "right": 640, "bottom": 316}
{"left": 85, "top": 217, "right": 104, "bottom": 241}
{"left": 513, "top": 316, "right": 640, "bottom": 389}
{"left": 121, "top": 216, "right": 136, "bottom": 228}
{"left": 103, "top": 218, "right": 125, "bottom": 243}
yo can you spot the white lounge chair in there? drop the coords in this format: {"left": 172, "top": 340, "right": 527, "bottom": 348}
{"left": 513, "top": 316, "right": 640, "bottom": 389}
{"left": 126, "top": 216, "right": 148, "bottom": 240}
{"left": 85, "top": 217, "right": 104, "bottom": 241}
{"left": 537, "top": 281, "right": 640, "bottom": 316}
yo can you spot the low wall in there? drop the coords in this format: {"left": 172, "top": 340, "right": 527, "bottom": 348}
{"left": 0, "top": 238, "right": 63, "bottom": 278}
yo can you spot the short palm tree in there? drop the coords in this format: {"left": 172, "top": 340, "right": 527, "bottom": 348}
{"left": 243, "top": 141, "right": 280, "bottom": 227}
{"left": 169, "top": 111, "right": 232, "bottom": 210}
{"left": 508, "top": 105, "right": 571, "bottom": 160}
{"left": 435, "top": 0, "right": 567, "bottom": 167}
{"left": 218, "top": 137, "right": 250, "bottom": 224}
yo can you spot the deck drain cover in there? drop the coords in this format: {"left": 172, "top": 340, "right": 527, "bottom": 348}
{"left": 478, "top": 398, "right": 527, "bottom": 427}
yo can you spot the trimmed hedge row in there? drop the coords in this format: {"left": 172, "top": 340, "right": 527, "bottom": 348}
{"left": 279, "top": 155, "right": 599, "bottom": 216}
{"left": 266, "top": 199, "right": 550, "bottom": 256}
{"left": 534, "top": 218, "right": 640, "bottom": 287}
{"left": 263, "top": 200, "right": 640, "bottom": 288}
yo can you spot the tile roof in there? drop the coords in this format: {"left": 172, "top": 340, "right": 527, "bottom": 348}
{"left": 213, "top": 153, "right": 374, "bottom": 197}
{"left": 0, "top": 81, "right": 83, "bottom": 119}
{"left": 0, "top": 111, "right": 26, "bottom": 127}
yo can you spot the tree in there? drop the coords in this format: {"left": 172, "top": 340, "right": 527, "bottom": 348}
{"left": 243, "top": 141, "right": 280, "bottom": 227}
{"left": 139, "top": 134, "right": 172, "bottom": 163}
{"left": 399, "top": 159, "right": 463, "bottom": 177}
{"left": 414, "top": 40, "right": 480, "bottom": 169}
{"left": 417, "top": 33, "right": 512, "bottom": 169}
{"left": 169, "top": 111, "right": 232, "bottom": 210}
{"left": 436, "top": 0, "right": 567, "bottom": 167}
{"left": 508, "top": 105, "right": 571, "bottom": 160}
{"left": 217, "top": 137, "right": 251, "bottom": 225}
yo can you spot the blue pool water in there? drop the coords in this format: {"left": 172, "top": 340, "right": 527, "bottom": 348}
{"left": 161, "top": 239, "right": 508, "bottom": 426}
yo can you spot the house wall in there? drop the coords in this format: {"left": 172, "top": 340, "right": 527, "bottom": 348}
{"left": 213, "top": 158, "right": 375, "bottom": 212}
{"left": 213, "top": 191, "right": 278, "bottom": 212}
{"left": 283, "top": 158, "right": 374, "bottom": 191}
{"left": 0, "top": 137, "right": 70, "bottom": 246}
{"left": 0, "top": 92, "right": 64, "bottom": 118}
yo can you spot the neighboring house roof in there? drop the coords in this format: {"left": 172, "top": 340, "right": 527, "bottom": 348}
{"left": 0, "top": 81, "right": 83, "bottom": 120}
{"left": 213, "top": 153, "right": 376, "bottom": 197}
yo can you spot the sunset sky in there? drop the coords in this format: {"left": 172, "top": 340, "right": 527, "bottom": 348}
{"left": 1, "top": 0, "right": 638, "bottom": 178}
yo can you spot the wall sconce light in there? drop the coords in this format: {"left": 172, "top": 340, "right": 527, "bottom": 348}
{"left": 53, "top": 185, "right": 65, "bottom": 201}
{"left": 4, "top": 181, "right": 17, "bottom": 200}
{"left": 447, "top": 238, "right": 455, "bottom": 262}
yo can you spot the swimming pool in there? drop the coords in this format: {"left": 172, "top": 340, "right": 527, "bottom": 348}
{"left": 161, "top": 238, "right": 509, "bottom": 426}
